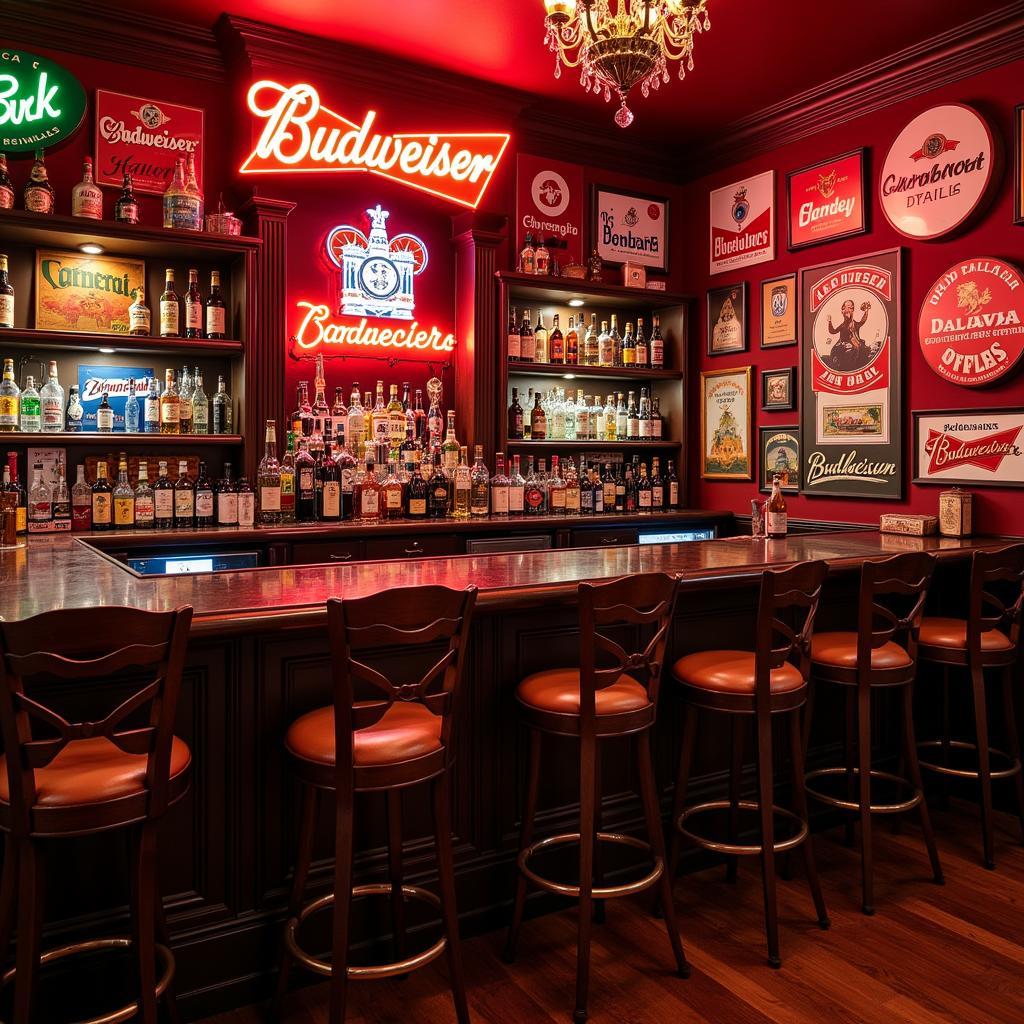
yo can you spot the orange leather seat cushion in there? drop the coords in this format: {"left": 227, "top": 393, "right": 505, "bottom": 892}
{"left": 517, "top": 669, "right": 650, "bottom": 715}
{"left": 811, "top": 631, "right": 912, "bottom": 669}
{"left": 919, "top": 617, "right": 1013, "bottom": 652}
{"left": 672, "top": 650, "right": 804, "bottom": 695}
{"left": 286, "top": 702, "right": 443, "bottom": 767}
{"left": 0, "top": 736, "right": 191, "bottom": 808}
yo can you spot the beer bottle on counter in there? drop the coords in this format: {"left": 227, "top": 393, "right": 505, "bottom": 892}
{"left": 767, "top": 473, "right": 788, "bottom": 538}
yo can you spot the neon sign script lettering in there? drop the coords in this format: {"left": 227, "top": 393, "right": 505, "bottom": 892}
{"left": 294, "top": 301, "right": 457, "bottom": 355}
{"left": 241, "top": 81, "right": 510, "bottom": 209}
{"left": 0, "top": 50, "right": 87, "bottom": 152}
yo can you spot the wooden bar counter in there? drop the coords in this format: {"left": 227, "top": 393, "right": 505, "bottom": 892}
{"left": 0, "top": 527, "right": 1017, "bottom": 1019}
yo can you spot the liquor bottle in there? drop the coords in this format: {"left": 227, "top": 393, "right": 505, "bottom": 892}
{"left": 0, "top": 255, "right": 14, "bottom": 328}
{"left": 236, "top": 475, "right": 256, "bottom": 528}
{"left": 258, "top": 420, "right": 282, "bottom": 525}
{"left": 24, "top": 151, "right": 54, "bottom": 214}
{"left": 624, "top": 465, "right": 637, "bottom": 514}
{"left": 0, "top": 156, "right": 13, "bottom": 209}
{"left": 598, "top": 320, "right": 613, "bottom": 367}
{"left": 600, "top": 394, "right": 613, "bottom": 442}
{"left": 174, "top": 460, "right": 194, "bottom": 529}
{"left": 535, "top": 237, "right": 551, "bottom": 276}
{"left": 128, "top": 286, "right": 151, "bottom": 336}
{"left": 2, "top": 454, "right": 25, "bottom": 535}
{"left": 96, "top": 392, "right": 114, "bottom": 433}
{"left": 19, "top": 377, "right": 41, "bottom": 433}
{"left": 311, "top": 355, "right": 329, "bottom": 440}
{"left": 614, "top": 465, "right": 626, "bottom": 513}
{"left": 637, "top": 462, "right": 652, "bottom": 512}
{"left": 153, "top": 461, "right": 174, "bottom": 529}
{"left": 28, "top": 464, "right": 51, "bottom": 527}
{"left": 622, "top": 321, "right": 636, "bottom": 367}
{"left": 507, "top": 454, "right": 525, "bottom": 515}
{"left": 160, "top": 270, "right": 180, "bottom": 338}
{"left": 412, "top": 389, "right": 427, "bottom": 443}
{"left": 547, "top": 455, "right": 567, "bottom": 515}
{"left": 519, "top": 308, "right": 535, "bottom": 363}
{"left": 0, "top": 359, "right": 19, "bottom": 431}
{"left": 767, "top": 473, "right": 788, "bottom": 538}
{"left": 344, "top": 385, "right": 364, "bottom": 453}
{"left": 519, "top": 233, "right": 536, "bottom": 274}
{"left": 135, "top": 462, "right": 154, "bottom": 528}
{"left": 39, "top": 362, "right": 64, "bottom": 432}
{"left": 52, "top": 460, "right": 71, "bottom": 529}
{"left": 184, "top": 150, "right": 204, "bottom": 229}
{"left": 124, "top": 378, "right": 140, "bottom": 433}
{"left": 294, "top": 436, "right": 316, "bottom": 522}
{"left": 335, "top": 429, "right": 357, "bottom": 520}
{"left": 427, "top": 458, "right": 450, "bottom": 519}
{"left": 318, "top": 442, "right": 342, "bottom": 522}
{"left": 163, "top": 158, "right": 187, "bottom": 229}
{"left": 381, "top": 460, "right": 403, "bottom": 521}
{"left": 609, "top": 315, "right": 623, "bottom": 367}
{"left": 564, "top": 457, "right": 581, "bottom": 515}
{"left": 278, "top": 431, "right": 296, "bottom": 524}
{"left": 635, "top": 318, "right": 649, "bottom": 368}
{"left": 71, "top": 156, "right": 103, "bottom": 219}
{"left": 523, "top": 456, "right": 545, "bottom": 515}
{"left": 615, "top": 393, "right": 627, "bottom": 440}
{"left": 652, "top": 397, "right": 663, "bottom": 440}
{"left": 549, "top": 314, "right": 564, "bottom": 364}
{"left": 666, "top": 459, "right": 679, "bottom": 510}
{"left": 530, "top": 393, "right": 546, "bottom": 441}
{"left": 488, "top": 453, "right": 509, "bottom": 518}
{"left": 113, "top": 455, "right": 135, "bottom": 527}
{"left": 189, "top": 371, "right": 208, "bottom": 435}
{"left": 507, "top": 387, "right": 524, "bottom": 440}
{"left": 406, "top": 457, "right": 429, "bottom": 519}
{"left": 213, "top": 376, "right": 232, "bottom": 434}
{"left": 591, "top": 464, "right": 605, "bottom": 514}
{"left": 580, "top": 463, "right": 594, "bottom": 515}
{"left": 584, "top": 313, "right": 599, "bottom": 367}
{"left": 195, "top": 461, "right": 214, "bottom": 528}
{"left": 387, "top": 384, "right": 405, "bottom": 451}
{"left": 469, "top": 445, "right": 489, "bottom": 517}
{"left": 205, "top": 271, "right": 226, "bottom": 338}
{"left": 565, "top": 314, "right": 579, "bottom": 365}
{"left": 91, "top": 460, "right": 113, "bottom": 531}
{"left": 441, "top": 411, "right": 460, "bottom": 475}
{"left": 356, "top": 460, "right": 382, "bottom": 522}
{"left": 650, "top": 457, "right": 664, "bottom": 512}
{"left": 449, "top": 446, "right": 470, "bottom": 519}
{"left": 637, "top": 388, "right": 651, "bottom": 440}
{"left": 216, "top": 463, "right": 238, "bottom": 527}
{"left": 370, "top": 380, "right": 389, "bottom": 450}
{"left": 142, "top": 377, "right": 160, "bottom": 434}
{"left": 174, "top": 367, "right": 191, "bottom": 435}
{"left": 114, "top": 172, "right": 139, "bottom": 224}
{"left": 331, "top": 386, "right": 347, "bottom": 437}
{"left": 507, "top": 305, "right": 521, "bottom": 361}
{"left": 71, "top": 465, "right": 92, "bottom": 531}
{"left": 534, "top": 311, "right": 549, "bottom": 364}
{"left": 184, "top": 269, "right": 203, "bottom": 338}
{"left": 160, "top": 369, "right": 180, "bottom": 434}
{"left": 602, "top": 464, "right": 617, "bottom": 512}
{"left": 63, "top": 385, "right": 82, "bottom": 433}
{"left": 627, "top": 391, "right": 639, "bottom": 441}
{"left": 651, "top": 315, "right": 664, "bottom": 369}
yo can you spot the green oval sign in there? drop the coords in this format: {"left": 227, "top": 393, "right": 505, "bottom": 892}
{"left": 0, "top": 49, "right": 87, "bottom": 153}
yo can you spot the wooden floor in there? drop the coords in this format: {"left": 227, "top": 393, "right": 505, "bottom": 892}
{"left": 204, "top": 803, "right": 1024, "bottom": 1024}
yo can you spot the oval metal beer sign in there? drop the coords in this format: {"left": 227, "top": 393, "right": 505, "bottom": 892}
{"left": 0, "top": 49, "right": 87, "bottom": 153}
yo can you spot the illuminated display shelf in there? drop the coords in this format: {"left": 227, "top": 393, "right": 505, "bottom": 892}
{"left": 0, "top": 328, "right": 245, "bottom": 357}
{"left": 0, "top": 433, "right": 244, "bottom": 446}
{"left": 507, "top": 360, "right": 682, "bottom": 382}
{"left": 505, "top": 439, "right": 680, "bottom": 449}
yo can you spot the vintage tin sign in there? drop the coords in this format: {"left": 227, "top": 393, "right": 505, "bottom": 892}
{"left": 35, "top": 249, "right": 144, "bottom": 335}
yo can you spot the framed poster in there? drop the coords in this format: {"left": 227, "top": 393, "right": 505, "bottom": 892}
{"left": 762, "top": 367, "right": 796, "bottom": 411}
{"left": 913, "top": 408, "right": 1024, "bottom": 488}
{"left": 516, "top": 154, "right": 584, "bottom": 266}
{"left": 592, "top": 185, "right": 668, "bottom": 271}
{"left": 799, "top": 248, "right": 903, "bottom": 499}
{"left": 760, "top": 273, "right": 797, "bottom": 348}
{"left": 709, "top": 169, "right": 775, "bottom": 275}
{"left": 759, "top": 426, "right": 801, "bottom": 492}
{"left": 77, "top": 366, "right": 153, "bottom": 432}
{"left": 707, "top": 282, "right": 747, "bottom": 356}
{"left": 787, "top": 149, "right": 867, "bottom": 250}
{"left": 35, "top": 250, "right": 145, "bottom": 335}
{"left": 1014, "top": 105, "right": 1024, "bottom": 226}
{"left": 95, "top": 90, "right": 204, "bottom": 195}
{"left": 700, "top": 366, "right": 753, "bottom": 480}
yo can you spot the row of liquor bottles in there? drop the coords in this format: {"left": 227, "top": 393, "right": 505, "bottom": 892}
{"left": 507, "top": 308, "right": 666, "bottom": 369}
{"left": 508, "top": 386, "right": 666, "bottom": 442}
{"left": 0, "top": 361, "right": 233, "bottom": 434}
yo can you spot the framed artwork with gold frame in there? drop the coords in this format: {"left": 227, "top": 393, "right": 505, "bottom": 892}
{"left": 760, "top": 273, "right": 797, "bottom": 348}
{"left": 700, "top": 365, "right": 753, "bottom": 480}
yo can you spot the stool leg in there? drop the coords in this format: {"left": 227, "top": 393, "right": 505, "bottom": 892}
{"left": 154, "top": 889, "right": 182, "bottom": 1024}
{"left": 575, "top": 730, "right": 597, "bottom": 1024}
{"left": 902, "top": 683, "right": 944, "bottom": 885}
{"left": 272, "top": 784, "right": 319, "bottom": 1019}
{"left": 844, "top": 687, "right": 857, "bottom": 848}
{"left": 970, "top": 664, "right": 996, "bottom": 869}
{"left": 0, "top": 835, "right": 19, "bottom": 969}
{"left": 667, "top": 704, "right": 698, "bottom": 887}
{"left": 857, "top": 683, "right": 875, "bottom": 915}
{"left": 12, "top": 838, "right": 42, "bottom": 1024}
{"left": 1001, "top": 666, "right": 1024, "bottom": 844}
{"left": 755, "top": 706, "right": 781, "bottom": 968}
{"left": 939, "top": 666, "right": 953, "bottom": 810}
{"left": 789, "top": 710, "right": 829, "bottom": 929}
{"left": 386, "top": 788, "right": 407, "bottom": 962}
{"left": 131, "top": 821, "right": 159, "bottom": 1024}
{"left": 801, "top": 677, "right": 815, "bottom": 760}
{"left": 593, "top": 745, "right": 606, "bottom": 924}
{"left": 726, "top": 716, "right": 744, "bottom": 883}
{"left": 503, "top": 728, "right": 542, "bottom": 964}
{"left": 636, "top": 730, "right": 689, "bottom": 978}
{"left": 432, "top": 774, "right": 470, "bottom": 1024}
{"left": 328, "top": 784, "right": 355, "bottom": 1024}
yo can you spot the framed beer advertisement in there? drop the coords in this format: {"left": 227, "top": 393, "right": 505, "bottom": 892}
{"left": 760, "top": 273, "right": 797, "bottom": 348}
{"left": 700, "top": 366, "right": 753, "bottom": 480}
{"left": 762, "top": 367, "right": 796, "bottom": 411}
{"left": 35, "top": 249, "right": 145, "bottom": 335}
{"left": 913, "top": 408, "right": 1024, "bottom": 488}
{"left": 799, "top": 248, "right": 903, "bottom": 499}
{"left": 759, "top": 426, "right": 801, "bottom": 492}
{"left": 592, "top": 185, "right": 668, "bottom": 272}
{"left": 709, "top": 170, "right": 775, "bottom": 276}
{"left": 1015, "top": 105, "right": 1024, "bottom": 225}
{"left": 707, "top": 282, "right": 747, "bottom": 356}
{"left": 786, "top": 149, "right": 867, "bottom": 251}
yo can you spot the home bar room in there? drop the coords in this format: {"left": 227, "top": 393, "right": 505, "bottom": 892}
{"left": 1, "top": 2, "right": 1024, "bottom": 1022}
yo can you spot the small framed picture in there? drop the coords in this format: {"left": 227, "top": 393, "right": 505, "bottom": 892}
{"left": 760, "top": 273, "right": 797, "bottom": 348}
{"left": 786, "top": 148, "right": 867, "bottom": 250}
{"left": 759, "top": 426, "right": 801, "bottom": 493}
{"left": 707, "top": 282, "right": 747, "bottom": 356}
{"left": 592, "top": 185, "right": 669, "bottom": 272}
{"left": 1015, "top": 104, "right": 1024, "bottom": 225}
{"left": 700, "top": 366, "right": 753, "bottom": 480}
{"left": 762, "top": 366, "right": 796, "bottom": 411}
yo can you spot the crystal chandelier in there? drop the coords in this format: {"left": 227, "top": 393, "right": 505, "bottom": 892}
{"left": 543, "top": 0, "right": 712, "bottom": 127}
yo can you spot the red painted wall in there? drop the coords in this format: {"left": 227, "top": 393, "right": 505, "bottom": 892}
{"left": 679, "top": 60, "right": 1024, "bottom": 536}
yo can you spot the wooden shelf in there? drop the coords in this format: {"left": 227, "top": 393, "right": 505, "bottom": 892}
{"left": 506, "top": 360, "right": 682, "bottom": 381}
{"left": 0, "top": 432, "right": 243, "bottom": 446}
{"left": 504, "top": 439, "right": 680, "bottom": 449}
{"left": 498, "top": 270, "right": 693, "bottom": 309}
{"left": 0, "top": 327, "right": 244, "bottom": 357}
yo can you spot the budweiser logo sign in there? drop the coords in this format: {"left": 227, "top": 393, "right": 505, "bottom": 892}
{"left": 925, "top": 425, "right": 1023, "bottom": 474}
{"left": 241, "top": 81, "right": 509, "bottom": 210}
{"left": 915, "top": 410, "right": 1024, "bottom": 487}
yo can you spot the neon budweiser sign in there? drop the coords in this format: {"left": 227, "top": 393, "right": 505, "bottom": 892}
{"left": 241, "top": 81, "right": 510, "bottom": 209}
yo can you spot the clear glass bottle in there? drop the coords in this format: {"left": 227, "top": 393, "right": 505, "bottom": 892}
{"left": 258, "top": 419, "right": 281, "bottom": 525}
{"left": 0, "top": 359, "right": 20, "bottom": 431}
{"left": 71, "top": 465, "right": 92, "bottom": 531}
{"left": 123, "top": 377, "right": 140, "bottom": 433}
{"left": 470, "top": 445, "right": 489, "bottom": 517}
{"left": 113, "top": 455, "right": 135, "bottom": 527}
{"left": 441, "top": 411, "right": 460, "bottom": 475}
{"left": 213, "top": 375, "right": 232, "bottom": 435}
{"left": 24, "top": 150, "right": 54, "bottom": 214}
{"left": 508, "top": 454, "right": 525, "bottom": 516}
{"left": 609, "top": 314, "right": 623, "bottom": 367}
{"left": 627, "top": 390, "right": 639, "bottom": 441}
{"left": 638, "top": 388, "right": 651, "bottom": 440}
{"left": 160, "top": 369, "right": 180, "bottom": 434}
{"left": 550, "top": 388, "right": 565, "bottom": 440}
{"left": 19, "top": 376, "right": 41, "bottom": 433}
{"left": 52, "top": 459, "right": 70, "bottom": 528}
{"left": 129, "top": 285, "right": 151, "bottom": 336}
{"left": 615, "top": 393, "right": 628, "bottom": 441}
{"left": 489, "top": 453, "right": 509, "bottom": 518}
{"left": 173, "top": 460, "right": 194, "bottom": 529}
{"left": 162, "top": 157, "right": 187, "bottom": 229}
{"left": 144, "top": 377, "right": 161, "bottom": 434}
{"left": 598, "top": 319, "right": 613, "bottom": 367}
{"left": 135, "top": 461, "right": 154, "bottom": 528}
{"left": 452, "top": 446, "right": 472, "bottom": 519}
{"left": 153, "top": 461, "right": 174, "bottom": 529}
{"left": 547, "top": 455, "right": 567, "bottom": 515}
{"left": 387, "top": 383, "right": 405, "bottom": 452}
{"left": 563, "top": 389, "right": 577, "bottom": 441}
{"left": 523, "top": 456, "right": 545, "bottom": 516}
{"left": 28, "top": 463, "right": 51, "bottom": 526}
{"left": 236, "top": 474, "right": 256, "bottom": 528}
{"left": 71, "top": 156, "right": 103, "bottom": 219}
{"left": 519, "top": 232, "right": 536, "bottom": 274}
{"left": 184, "top": 149, "right": 204, "bottom": 229}
{"left": 584, "top": 313, "right": 599, "bottom": 366}
{"left": 563, "top": 457, "right": 581, "bottom": 516}
{"left": 535, "top": 236, "right": 550, "bottom": 276}
{"left": 178, "top": 365, "right": 193, "bottom": 435}
{"left": 159, "top": 269, "right": 180, "bottom": 338}
{"left": 191, "top": 371, "right": 209, "bottom": 435}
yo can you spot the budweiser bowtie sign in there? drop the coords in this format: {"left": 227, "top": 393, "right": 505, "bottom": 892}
{"left": 918, "top": 258, "right": 1024, "bottom": 387}
{"left": 241, "top": 81, "right": 509, "bottom": 210}
{"left": 913, "top": 409, "right": 1024, "bottom": 488}
{"left": 879, "top": 103, "right": 995, "bottom": 240}
{"left": 709, "top": 170, "right": 775, "bottom": 275}
{"left": 0, "top": 49, "right": 86, "bottom": 152}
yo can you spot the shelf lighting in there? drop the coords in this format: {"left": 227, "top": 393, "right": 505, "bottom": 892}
{"left": 98, "top": 347, "right": 115, "bottom": 354}
{"left": 79, "top": 243, "right": 104, "bottom": 255}
{"left": 563, "top": 373, "right": 576, "bottom": 380}
{"left": 568, "top": 298, "right": 585, "bottom": 307}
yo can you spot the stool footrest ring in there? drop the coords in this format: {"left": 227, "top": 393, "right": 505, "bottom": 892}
{"left": 676, "top": 800, "right": 809, "bottom": 856}
{"left": 518, "top": 831, "right": 662, "bottom": 899}
{"left": 286, "top": 883, "right": 447, "bottom": 980}
{"left": 0, "top": 937, "right": 174, "bottom": 1024}
{"left": 805, "top": 766, "right": 921, "bottom": 814}
{"left": 918, "top": 739, "right": 1021, "bottom": 780}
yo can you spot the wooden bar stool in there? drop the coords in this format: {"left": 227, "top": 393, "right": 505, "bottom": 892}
{"left": 0, "top": 605, "right": 193, "bottom": 1024}
{"left": 273, "top": 585, "right": 477, "bottom": 1024}
{"left": 668, "top": 561, "right": 830, "bottom": 968}
{"left": 503, "top": 573, "right": 688, "bottom": 1024}
{"left": 916, "top": 543, "right": 1024, "bottom": 868}
{"left": 805, "top": 551, "right": 943, "bottom": 915}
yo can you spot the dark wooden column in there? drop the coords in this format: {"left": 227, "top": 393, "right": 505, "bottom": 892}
{"left": 240, "top": 195, "right": 296, "bottom": 479}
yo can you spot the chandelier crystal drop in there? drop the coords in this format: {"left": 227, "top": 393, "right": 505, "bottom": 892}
{"left": 543, "top": 0, "right": 711, "bottom": 127}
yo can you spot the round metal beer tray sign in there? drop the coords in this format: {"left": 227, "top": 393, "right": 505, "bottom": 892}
{"left": 0, "top": 49, "right": 87, "bottom": 153}
{"left": 918, "top": 257, "right": 1024, "bottom": 387}
{"left": 879, "top": 103, "right": 995, "bottom": 240}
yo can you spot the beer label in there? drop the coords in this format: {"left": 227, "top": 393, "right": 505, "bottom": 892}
{"left": 0, "top": 295, "right": 13, "bottom": 328}
{"left": 651, "top": 340, "right": 663, "bottom": 367}
{"left": 114, "top": 497, "right": 135, "bottom": 525}
{"left": 280, "top": 472, "right": 295, "bottom": 499}
{"left": 237, "top": 492, "right": 255, "bottom": 526}
{"left": 196, "top": 491, "right": 214, "bottom": 517}
{"left": 154, "top": 490, "right": 174, "bottom": 518}
{"left": 185, "top": 299, "right": 202, "bottom": 330}
{"left": 165, "top": 195, "right": 201, "bottom": 230}
{"left": 92, "top": 493, "right": 112, "bottom": 523}
{"left": 408, "top": 497, "right": 427, "bottom": 515}
{"left": 160, "top": 301, "right": 179, "bottom": 335}
{"left": 206, "top": 306, "right": 226, "bottom": 336}
{"left": 135, "top": 496, "right": 154, "bottom": 524}
{"left": 217, "top": 493, "right": 238, "bottom": 524}
{"left": 260, "top": 486, "right": 281, "bottom": 512}
{"left": 491, "top": 486, "right": 509, "bottom": 514}
{"left": 25, "top": 188, "right": 54, "bottom": 213}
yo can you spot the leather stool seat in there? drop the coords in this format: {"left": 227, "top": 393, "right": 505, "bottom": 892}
{"left": 919, "top": 616, "right": 1013, "bottom": 652}
{"left": 673, "top": 651, "right": 804, "bottom": 695}
{"left": 516, "top": 668, "right": 650, "bottom": 715}
{"left": 0, "top": 735, "right": 191, "bottom": 808}
{"left": 811, "top": 631, "right": 912, "bottom": 669}
{"left": 286, "top": 702, "right": 442, "bottom": 767}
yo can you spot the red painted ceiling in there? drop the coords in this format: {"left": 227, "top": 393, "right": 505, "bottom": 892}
{"left": 107, "top": 0, "right": 1012, "bottom": 138}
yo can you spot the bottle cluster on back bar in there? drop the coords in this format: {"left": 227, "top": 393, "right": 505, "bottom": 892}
{"left": 507, "top": 386, "right": 664, "bottom": 442}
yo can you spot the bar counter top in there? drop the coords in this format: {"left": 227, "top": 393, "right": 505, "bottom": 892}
{"left": 1, "top": 528, "right": 1017, "bottom": 635}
